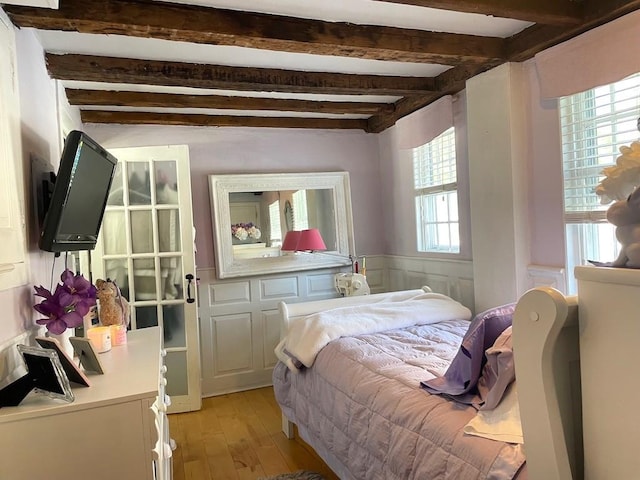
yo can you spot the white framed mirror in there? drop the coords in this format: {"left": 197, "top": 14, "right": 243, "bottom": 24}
{"left": 209, "top": 172, "right": 355, "bottom": 278}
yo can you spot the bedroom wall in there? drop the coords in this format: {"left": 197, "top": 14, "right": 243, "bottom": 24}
{"left": 519, "top": 10, "right": 640, "bottom": 270}
{"left": 84, "top": 125, "right": 385, "bottom": 268}
{"left": 377, "top": 93, "right": 471, "bottom": 260}
{"left": 375, "top": 92, "right": 475, "bottom": 306}
{"left": 0, "top": 23, "right": 79, "bottom": 370}
{"left": 376, "top": 10, "right": 640, "bottom": 311}
{"left": 83, "top": 125, "right": 391, "bottom": 396}
{"left": 466, "top": 63, "right": 531, "bottom": 312}
{"left": 2, "top": 7, "right": 638, "bottom": 388}
{"left": 519, "top": 10, "right": 640, "bottom": 294}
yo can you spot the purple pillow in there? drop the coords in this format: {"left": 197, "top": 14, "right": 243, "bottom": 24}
{"left": 420, "top": 303, "right": 515, "bottom": 407}
{"left": 477, "top": 326, "right": 515, "bottom": 410}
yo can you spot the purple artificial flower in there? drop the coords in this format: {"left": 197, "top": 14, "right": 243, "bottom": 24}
{"left": 60, "top": 269, "right": 97, "bottom": 307}
{"left": 33, "top": 269, "right": 97, "bottom": 334}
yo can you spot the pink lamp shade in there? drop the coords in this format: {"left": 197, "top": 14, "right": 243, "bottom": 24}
{"left": 281, "top": 230, "right": 302, "bottom": 251}
{"left": 297, "top": 228, "right": 327, "bottom": 251}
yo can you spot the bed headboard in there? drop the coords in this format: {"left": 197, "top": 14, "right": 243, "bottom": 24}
{"left": 513, "top": 286, "right": 583, "bottom": 480}
{"left": 278, "top": 287, "right": 431, "bottom": 339}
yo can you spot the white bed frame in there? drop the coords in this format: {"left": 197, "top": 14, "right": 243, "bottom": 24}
{"left": 277, "top": 286, "right": 584, "bottom": 480}
{"left": 513, "top": 286, "right": 582, "bottom": 480}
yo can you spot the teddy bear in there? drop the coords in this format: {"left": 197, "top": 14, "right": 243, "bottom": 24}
{"left": 95, "top": 278, "right": 131, "bottom": 326}
{"left": 606, "top": 186, "right": 640, "bottom": 268}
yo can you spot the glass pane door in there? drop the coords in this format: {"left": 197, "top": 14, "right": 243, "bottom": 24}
{"left": 88, "top": 144, "right": 200, "bottom": 413}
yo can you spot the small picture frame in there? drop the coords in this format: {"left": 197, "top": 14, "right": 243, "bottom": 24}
{"left": 17, "top": 345, "right": 74, "bottom": 403}
{"left": 35, "top": 337, "right": 90, "bottom": 387}
{"left": 69, "top": 337, "right": 105, "bottom": 374}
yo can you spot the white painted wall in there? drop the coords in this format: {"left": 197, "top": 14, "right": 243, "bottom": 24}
{"left": 525, "top": 60, "right": 567, "bottom": 268}
{"left": 0, "top": 24, "right": 73, "bottom": 346}
{"left": 466, "top": 63, "right": 531, "bottom": 312}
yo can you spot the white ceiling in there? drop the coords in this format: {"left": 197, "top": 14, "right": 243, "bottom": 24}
{"left": 162, "top": 0, "right": 532, "bottom": 37}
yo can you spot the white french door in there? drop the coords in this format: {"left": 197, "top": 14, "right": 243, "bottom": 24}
{"left": 88, "top": 144, "right": 201, "bottom": 413}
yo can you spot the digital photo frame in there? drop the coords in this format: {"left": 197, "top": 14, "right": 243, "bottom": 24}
{"left": 0, "top": 345, "right": 74, "bottom": 408}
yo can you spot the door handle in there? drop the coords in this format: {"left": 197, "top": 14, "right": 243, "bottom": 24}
{"left": 185, "top": 274, "right": 195, "bottom": 303}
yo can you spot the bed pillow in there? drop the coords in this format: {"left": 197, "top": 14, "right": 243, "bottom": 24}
{"left": 420, "top": 302, "right": 515, "bottom": 406}
{"left": 477, "top": 326, "right": 515, "bottom": 410}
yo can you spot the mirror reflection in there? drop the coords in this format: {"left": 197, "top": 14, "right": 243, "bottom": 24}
{"left": 209, "top": 172, "right": 354, "bottom": 279}
{"left": 229, "top": 189, "right": 336, "bottom": 260}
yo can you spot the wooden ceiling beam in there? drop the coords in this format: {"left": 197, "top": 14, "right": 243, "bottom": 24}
{"left": 583, "top": 0, "right": 640, "bottom": 21}
{"left": 367, "top": 61, "right": 500, "bottom": 132}
{"left": 370, "top": 0, "right": 583, "bottom": 26}
{"left": 80, "top": 110, "right": 369, "bottom": 130}
{"left": 5, "top": 0, "right": 505, "bottom": 64}
{"left": 372, "top": 0, "right": 640, "bottom": 132}
{"left": 65, "top": 89, "right": 394, "bottom": 115}
{"left": 369, "top": 0, "right": 640, "bottom": 131}
{"left": 46, "top": 54, "right": 437, "bottom": 96}
{"left": 12, "top": 0, "right": 640, "bottom": 132}
{"left": 506, "top": 0, "right": 640, "bottom": 62}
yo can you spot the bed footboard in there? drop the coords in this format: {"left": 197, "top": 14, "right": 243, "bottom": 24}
{"left": 513, "top": 287, "right": 583, "bottom": 480}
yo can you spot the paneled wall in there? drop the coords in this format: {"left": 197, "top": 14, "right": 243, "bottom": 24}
{"left": 385, "top": 256, "right": 475, "bottom": 310}
{"left": 198, "top": 265, "right": 349, "bottom": 396}
{"left": 198, "top": 254, "right": 473, "bottom": 397}
{"left": 197, "top": 256, "right": 567, "bottom": 397}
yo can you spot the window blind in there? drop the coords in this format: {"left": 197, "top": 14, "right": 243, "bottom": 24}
{"left": 413, "top": 127, "right": 457, "bottom": 194}
{"left": 561, "top": 73, "right": 640, "bottom": 222}
{"left": 292, "top": 189, "right": 309, "bottom": 231}
{"left": 268, "top": 201, "right": 281, "bottom": 244}
{"left": 413, "top": 127, "right": 459, "bottom": 253}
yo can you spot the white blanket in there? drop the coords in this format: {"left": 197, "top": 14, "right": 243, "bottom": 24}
{"left": 464, "top": 381, "right": 523, "bottom": 444}
{"left": 275, "top": 292, "right": 471, "bottom": 371}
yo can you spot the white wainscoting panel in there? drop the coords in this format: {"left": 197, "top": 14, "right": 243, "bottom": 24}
{"left": 212, "top": 312, "right": 253, "bottom": 374}
{"left": 209, "top": 281, "right": 251, "bottom": 304}
{"left": 385, "top": 255, "right": 475, "bottom": 310}
{"left": 305, "top": 272, "right": 340, "bottom": 298}
{"left": 199, "top": 266, "right": 348, "bottom": 397}
{"left": 262, "top": 309, "right": 281, "bottom": 369}
{"left": 361, "top": 255, "right": 385, "bottom": 294}
{"left": 259, "top": 276, "right": 299, "bottom": 300}
{"left": 198, "top": 255, "right": 475, "bottom": 397}
{"left": 527, "top": 265, "right": 567, "bottom": 293}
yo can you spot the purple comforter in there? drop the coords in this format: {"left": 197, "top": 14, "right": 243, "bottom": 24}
{"left": 273, "top": 320, "right": 527, "bottom": 480}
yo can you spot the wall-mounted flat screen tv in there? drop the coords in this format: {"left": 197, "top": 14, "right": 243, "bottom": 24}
{"left": 38, "top": 130, "right": 118, "bottom": 253}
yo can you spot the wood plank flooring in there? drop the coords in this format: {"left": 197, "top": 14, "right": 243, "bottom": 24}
{"left": 169, "top": 387, "right": 340, "bottom": 480}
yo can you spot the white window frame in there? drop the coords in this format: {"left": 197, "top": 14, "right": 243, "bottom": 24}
{"left": 413, "top": 127, "right": 460, "bottom": 254}
{"left": 561, "top": 72, "right": 640, "bottom": 293}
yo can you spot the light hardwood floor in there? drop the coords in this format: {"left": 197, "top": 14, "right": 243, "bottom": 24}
{"left": 169, "top": 387, "right": 340, "bottom": 480}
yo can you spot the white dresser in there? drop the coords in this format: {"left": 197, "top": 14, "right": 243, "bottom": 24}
{"left": 575, "top": 266, "right": 640, "bottom": 479}
{"left": 0, "top": 326, "right": 172, "bottom": 480}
